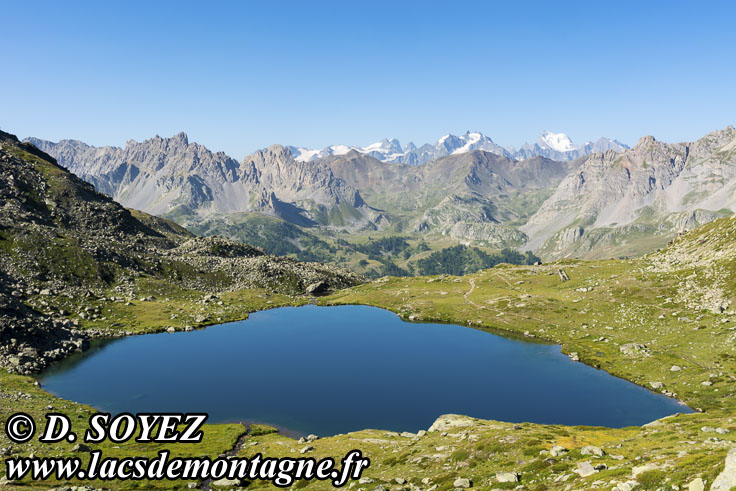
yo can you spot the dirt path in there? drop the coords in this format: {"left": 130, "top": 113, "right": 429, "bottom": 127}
{"left": 464, "top": 277, "right": 482, "bottom": 309}
{"left": 494, "top": 273, "right": 514, "bottom": 288}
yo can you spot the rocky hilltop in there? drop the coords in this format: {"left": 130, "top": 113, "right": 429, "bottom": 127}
{"left": 1, "top": 130, "right": 361, "bottom": 374}
{"left": 27, "top": 134, "right": 386, "bottom": 232}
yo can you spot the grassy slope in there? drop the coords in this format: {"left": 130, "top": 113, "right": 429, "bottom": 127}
{"left": 3, "top": 218, "right": 736, "bottom": 489}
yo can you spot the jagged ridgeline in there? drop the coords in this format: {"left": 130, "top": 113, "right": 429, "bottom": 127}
{"left": 26, "top": 125, "right": 736, "bottom": 270}
{"left": 0, "top": 130, "right": 361, "bottom": 373}
{"left": 23, "top": 133, "right": 566, "bottom": 274}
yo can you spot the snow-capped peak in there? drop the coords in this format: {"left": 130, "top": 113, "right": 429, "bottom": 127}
{"left": 363, "top": 138, "right": 403, "bottom": 155}
{"left": 539, "top": 131, "right": 578, "bottom": 153}
{"left": 287, "top": 130, "right": 627, "bottom": 165}
{"left": 287, "top": 146, "right": 322, "bottom": 162}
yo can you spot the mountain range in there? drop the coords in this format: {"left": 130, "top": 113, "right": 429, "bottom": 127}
{"left": 27, "top": 133, "right": 388, "bottom": 232}
{"left": 288, "top": 131, "right": 629, "bottom": 165}
{"left": 26, "top": 125, "right": 736, "bottom": 266}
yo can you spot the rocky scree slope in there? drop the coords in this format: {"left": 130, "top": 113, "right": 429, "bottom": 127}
{"left": 523, "top": 126, "right": 736, "bottom": 259}
{"left": 0, "top": 130, "right": 361, "bottom": 374}
{"left": 645, "top": 214, "right": 736, "bottom": 315}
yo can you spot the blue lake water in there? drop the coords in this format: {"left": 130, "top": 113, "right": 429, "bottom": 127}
{"left": 38, "top": 305, "right": 689, "bottom": 436}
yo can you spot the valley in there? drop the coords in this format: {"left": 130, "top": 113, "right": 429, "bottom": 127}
{"left": 26, "top": 125, "right": 736, "bottom": 279}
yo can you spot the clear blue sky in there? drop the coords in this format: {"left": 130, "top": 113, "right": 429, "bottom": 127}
{"left": 2, "top": 0, "right": 734, "bottom": 158}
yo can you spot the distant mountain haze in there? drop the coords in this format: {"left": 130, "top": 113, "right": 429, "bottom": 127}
{"left": 288, "top": 131, "right": 629, "bottom": 165}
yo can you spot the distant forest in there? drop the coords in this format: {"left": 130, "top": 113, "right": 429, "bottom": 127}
{"left": 415, "top": 245, "right": 540, "bottom": 276}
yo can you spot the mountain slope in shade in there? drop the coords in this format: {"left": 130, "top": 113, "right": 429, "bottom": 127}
{"left": 28, "top": 134, "right": 387, "bottom": 231}
{"left": 522, "top": 126, "right": 736, "bottom": 259}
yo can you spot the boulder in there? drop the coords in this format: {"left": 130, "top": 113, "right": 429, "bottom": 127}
{"left": 620, "top": 343, "right": 649, "bottom": 357}
{"left": 549, "top": 445, "right": 568, "bottom": 457}
{"left": 581, "top": 445, "right": 606, "bottom": 457}
{"left": 211, "top": 478, "right": 241, "bottom": 488}
{"left": 453, "top": 477, "right": 471, "bottom": 488}
{"left": 687, "top": 477, "right": 705, "bottom": 491}
{"left": 306, "top": 281, "right": 329, "bottom": 295}
{"left": 632, "top": 463, "right": 660, "bottom": 477}
{"left": 495, "top": 472, "right": 520, "bottom": 483}
{"left": 428, "top": 414, "right": 478, "bottom": 432}
{"left": 575, "top": 461, "right": 597, "bottom": 477}
{"left": 712, "top": 448, "right": 736, "bottom": 490}
{"left": 611, "top": 481, "right": 638, "bottom": 491}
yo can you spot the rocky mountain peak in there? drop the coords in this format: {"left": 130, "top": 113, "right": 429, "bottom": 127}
{"left": 173, "top": 131, "right": 189, "bottom": 144}
{"left": 249, "top": 144, "right": 294, "bottom": 164}
{"left": 635, "top": 135, "right": 657, "bottom": 148}
{"left": 538, "top": 131, "right": 577, "bottom": 152}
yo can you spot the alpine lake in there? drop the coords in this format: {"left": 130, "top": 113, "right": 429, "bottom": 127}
{"left": 37, "top": 305, "right": 690, "bottom": 437}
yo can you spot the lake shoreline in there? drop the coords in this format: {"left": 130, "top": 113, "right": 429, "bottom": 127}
{"left": 36, "top": 304, "right": 692, "bottom": 437}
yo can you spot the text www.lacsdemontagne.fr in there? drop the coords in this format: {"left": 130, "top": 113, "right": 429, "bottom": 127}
{"left": 6, "top": 449, "right": 369, "bottom": 487}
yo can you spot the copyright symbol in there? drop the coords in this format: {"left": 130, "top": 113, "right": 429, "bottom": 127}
{"left": 5, "top": 413, "right": 36, "bottom": 443}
